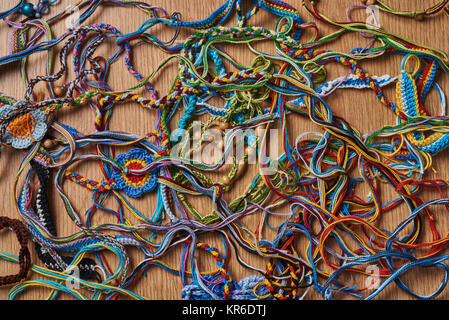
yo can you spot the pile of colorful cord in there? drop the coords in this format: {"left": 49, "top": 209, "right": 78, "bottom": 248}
{"left": 1, "top": 0, "right": 449, "bottom": 300}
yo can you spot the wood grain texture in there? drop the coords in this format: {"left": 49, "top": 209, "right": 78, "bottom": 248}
{"left": 0, "top": 0, "right": 448, "bottom": 300}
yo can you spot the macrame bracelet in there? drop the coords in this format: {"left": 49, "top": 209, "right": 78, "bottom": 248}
{"left": 0, "top": 217, "right": 31, "bottom": 286}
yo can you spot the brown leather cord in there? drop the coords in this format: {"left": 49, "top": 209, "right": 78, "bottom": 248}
{"left": 0, "top": 217, "right": 31, "bottom": 286}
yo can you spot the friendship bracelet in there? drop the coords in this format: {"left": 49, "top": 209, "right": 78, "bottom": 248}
{"left": 0, "top": 217, "right": 31, "bottom": 286}
{"left": 1, "top": 0, "right": 449, "bottom": 301}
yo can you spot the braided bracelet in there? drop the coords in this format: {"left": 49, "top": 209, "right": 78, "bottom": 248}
{"left": 0, "top": 217, "right": 31, "bottom": 286}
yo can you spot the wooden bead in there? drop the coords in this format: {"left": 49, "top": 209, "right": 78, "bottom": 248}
{"left": 53, "top": 86, "right": 65, "bottom": 97}
{"left": 222, "top": 176, "right": 231, "bottom": 186}
{"left": 415, "top": 13, "right": 425, "bottom": 21}
{"left": 361, "top": 0, "right": 376, "bottom": 5}
{"left": 246, "top": 146, "right": 256, "bottom": 159}
{"left": 217, "top": 140, "right": 224, "bottom": 152}
{"left": 205, "top": 133, "right": 215, "bottom": 142}
{"left": 219, "top": 121, "right": 229, "bottom": 130}
{"left": 193, "top": 131, "right": 202, "bottom": 141}
{"left": 43, "top": 139, "right": 53, "bottom": 149}
{"left": 255, "top": 126, "right": 265, "bottom": 137}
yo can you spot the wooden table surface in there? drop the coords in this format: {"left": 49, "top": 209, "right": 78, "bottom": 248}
{"left": 0, "top": 0, "right": 448, "bottom": 300}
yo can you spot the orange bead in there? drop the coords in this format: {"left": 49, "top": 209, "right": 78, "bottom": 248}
{"left": 217, "top": 140, "right": 224, "bottom": 151}
{"left": 222, "top": 176, "right": 231, "bottom": 186}
{"left": 246, "top": 146, "right": 256, "bottom": 159}
{"left": 53, "top": 86, "right": 65, "bottom": 97}
{"left": 43, "top": 139, "right": 53, "bottom": 149}
{"left": 219, "top": 122, "right": 230, "bottom": 130}
{"left": 415, "top": 13, "right": 425, "bottom": 21}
